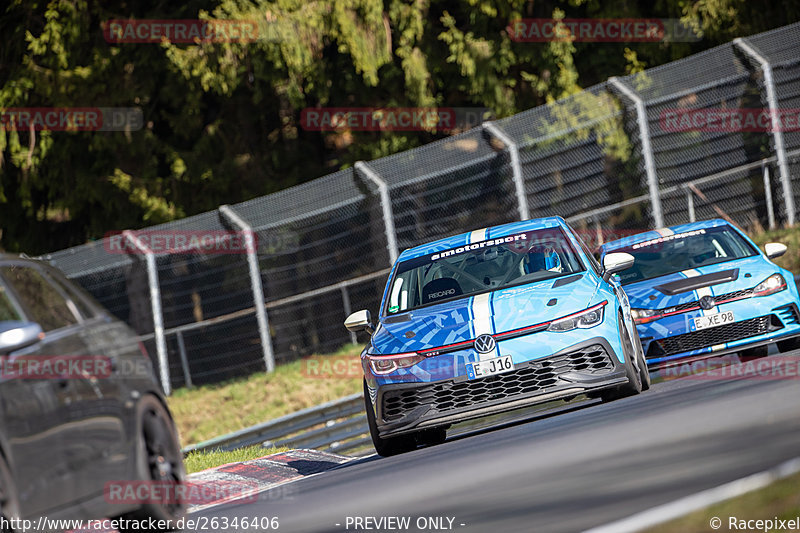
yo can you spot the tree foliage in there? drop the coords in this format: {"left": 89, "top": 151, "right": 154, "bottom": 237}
{"left": 0, "top": 0, "right": 796, "bottom": 253}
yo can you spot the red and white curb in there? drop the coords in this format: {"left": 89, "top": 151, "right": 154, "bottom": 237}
{"left": 67, "top": 449, "right": 354, "bottom": 532}
{"left": 187, "top": 448, "right": 354, "bottom": 512}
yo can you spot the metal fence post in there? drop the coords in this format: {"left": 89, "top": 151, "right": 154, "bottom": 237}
{"left": 176, "top": 330, "right": 193, "bottom": 389}
{"left": 483, "top": 122, "right": 530, "bottom": 221}
{"left": 123, "top": 230, "right": 171, "bottom": 395}
{"left": 355, "top": 161, "right": 399, "bottom": 264}
{"left": 340, "top": 286, "right": 357, "bottom": 344}
{"left": 686, "top": 186, "right": 696, "bottom": 222}
{"left": 609, "top": 77, "right": 664, "bottom": 228}
{"left": 734, "top": 38, "right": 796, "bottom": 226}
{"left": 219, "top": 205, "right": 276, "bottom": 373}
{"left": 763, "top": 163, "right": 776, "bottom": 230}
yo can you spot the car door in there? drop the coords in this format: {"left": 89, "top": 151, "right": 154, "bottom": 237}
{"left": 43, "top": 266, "right": 131, "bottom": 496}
{"left": 0, "top": 263, "right": 85, "bottom": 517}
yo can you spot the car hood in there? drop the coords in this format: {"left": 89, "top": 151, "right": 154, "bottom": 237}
{"left": 371, "top": 273, "right": 600, "bottom": 355}
{"left": 622, "top": 256, "right": 778, "bottom": 310}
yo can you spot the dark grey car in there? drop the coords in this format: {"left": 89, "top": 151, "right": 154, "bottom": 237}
{"left": 0, "top": 255, "right": 185, "bottom": 531}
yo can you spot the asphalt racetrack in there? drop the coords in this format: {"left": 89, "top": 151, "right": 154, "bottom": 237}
{"left": 191, "top": 352, "right": 800, "bottom": 533}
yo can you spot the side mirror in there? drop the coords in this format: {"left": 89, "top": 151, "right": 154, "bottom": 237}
{"left": 602, "top": 252, "right": 635, "bottom": 281}
{"left": 0, "top": 321, "right": 43, "bottom": 354}
{"left": 765, "top": 242, "right": 787, "bottom": 259}
{"left": 344, "top": 310, "right": 374, "bottom": 335}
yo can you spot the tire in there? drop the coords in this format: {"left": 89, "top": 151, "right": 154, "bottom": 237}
{"left": 740, "top": 345, "right": 769, "bottom": 361}
{"left": 631, "top": 324, "right": 651, "bottom": 391}
{"left": 114, "top": 395, "right": 186, "bottom": 532}
{"left": 0, "top": 456, "right": 20, "bottom": 533}
{"left": 602, "top": 312, "right": 643, "bottom": 402}
{"left": 777, "top": 336, "right": 800, "bottom": 353}
{"left": 364, "top": 381, "right": 417, "bottom": 457}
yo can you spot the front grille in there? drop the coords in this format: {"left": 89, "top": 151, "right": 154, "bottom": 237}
{"left": 381, "top": 344, "right": 613, "bottom": 423}
{"left": 670, "top": 288, "right": 754, "bottom": 313}
{"left": 646, "top": 315, "right": 777, "bottom": 358}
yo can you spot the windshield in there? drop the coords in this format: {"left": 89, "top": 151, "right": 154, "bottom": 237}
{"left": 609, "top": 226, "right": 758, "bottom": 285}
{"left": 385, "top": 228, "right": 585, "bottom": 314}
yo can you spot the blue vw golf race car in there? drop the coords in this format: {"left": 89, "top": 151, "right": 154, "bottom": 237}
{"left": 600, "top": 219, "right": 800, "bottom": 369}
{"left": 345, "top": 217, "right": 650, "bottom": 456}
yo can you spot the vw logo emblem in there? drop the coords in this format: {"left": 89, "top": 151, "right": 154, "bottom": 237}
{"left": 699, "top": 295, "right": 716, "bottom": 310}
{"left": 474, "top": 334, "right": 496, "bottom": 354}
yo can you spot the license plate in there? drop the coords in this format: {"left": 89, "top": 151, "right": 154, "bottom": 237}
{"left": 466, "top": 355, "right": 514, "bottom": 380}
{"left": 693, "top": 310, "right": 735, "bottom": 331}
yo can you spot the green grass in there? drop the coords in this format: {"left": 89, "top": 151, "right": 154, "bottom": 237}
{"left": 183, "top": 444, "right": 290, "bottom": 474}
{"left": 168, "top": 344, "right": 362, "bottom": 447}
{"left": 645, "top": 471, "right": 800, "bottom": 532}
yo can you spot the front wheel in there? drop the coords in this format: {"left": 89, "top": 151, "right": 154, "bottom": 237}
{"left": 602, "top": 312, "right": 643, "bottom": 402}
{"left": 364, "top": 382, "right": 417, "bottom": 457}
{"left": 114, "top": 395, "right": 186, "bottom": 532}
{"left": 631, "top": 324, "right": 651, "bottom": 391}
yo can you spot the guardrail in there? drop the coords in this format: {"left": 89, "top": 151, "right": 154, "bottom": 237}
{"left": 182, "top": 393, "right": 370, "bottom": 456}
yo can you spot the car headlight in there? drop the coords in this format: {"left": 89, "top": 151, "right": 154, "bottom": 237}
{"left": 632, "top": 308, "right": 661, "bottom": 324}
{"left": 548, "top": 302, "right": 606, "bottom": 332}
{"left": 366, "top": 352, "right": 425, "bottom": 375}
{"left": 753, "top": 273, "right": 786, "bottom": 297}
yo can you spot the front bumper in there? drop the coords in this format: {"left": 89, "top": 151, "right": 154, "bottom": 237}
{"left": 371, "top": 337, "right": 627, "bottom": 438}
{"left": 640, "top": 301, "right": 800, "bottom": 366}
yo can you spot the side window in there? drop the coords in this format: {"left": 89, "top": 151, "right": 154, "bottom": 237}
{"left": 47, "top": 272, "right": 97, "bottom": 320}
{"left": 0, "top": 283, "right": 23, "bottom": 321}
{"left": 0, "top": 266, "right": 79, "bottom": 331}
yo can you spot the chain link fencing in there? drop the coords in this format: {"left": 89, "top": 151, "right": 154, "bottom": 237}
{"left": 42, "top": 22, "right": 800, "bottom": 393}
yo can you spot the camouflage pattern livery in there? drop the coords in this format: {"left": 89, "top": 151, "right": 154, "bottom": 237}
{"left": 359, "top": 217, "right": 640, "bottom": 439}
{"left": 601, "top": 219, "right": 800, "bottom": 367}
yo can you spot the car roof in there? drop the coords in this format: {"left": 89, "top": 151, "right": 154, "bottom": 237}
{"left": 397, "top": 216, "right": 569, "bottom": 261}
{"left": 599, "top": 219, "right": 733, "bottom": 254}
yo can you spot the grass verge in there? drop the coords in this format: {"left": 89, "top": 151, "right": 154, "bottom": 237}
{"left": 645, "top": 471, "right": 800, "bottom": 532}
{"left": 183, "top": 444, "right": 289, "bottom": 474}
{"left": 168, "top": 344, "right": 362, "bottom": 446}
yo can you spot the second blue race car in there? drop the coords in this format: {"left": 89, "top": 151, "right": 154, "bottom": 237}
{"left": 345, "top": 216, "right": 650, "bottom": 456}
{"left": 600, "top": 219, "right": 800, "bottom": 368}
